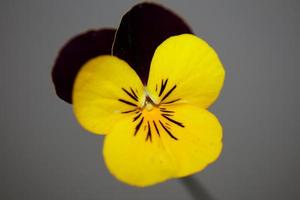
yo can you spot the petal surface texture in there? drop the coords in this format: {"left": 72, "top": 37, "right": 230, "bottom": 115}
{"left": 103, "top": 115, "right": 177, "bottom": 187}
{"left": 52, "top": 29, "right": 116, "bottom": 103}
{"left": 160, "top": 105, "right": 222, "bottom": 178}
{"left": 113, "top": 2, "right": 192, "bottom": 84}
{"left": 147, "top": 34, "right": 225, "bottom": 108}
{"left": 72, "top": 56, "right": 144, "bottom": 134}
{"left": 103, "top": 104, "right": 222, "bottom": 186}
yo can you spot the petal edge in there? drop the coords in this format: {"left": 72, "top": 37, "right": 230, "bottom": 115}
{"left": 52, "top": 29, "right": 116, "bottom": 103}
{"left": 113, "top": 3, "right": 192, "bottom": 84}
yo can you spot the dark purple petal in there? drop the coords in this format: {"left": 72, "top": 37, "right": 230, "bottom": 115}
{"left": 52, "top": 29, "right": 116, "bottom": 103}
{"left": 112, "top": 3, "right": 192, "bottom": 84}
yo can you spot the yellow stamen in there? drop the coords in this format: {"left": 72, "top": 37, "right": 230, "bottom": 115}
{"left": 145, "top": 102, "right": 154, "bottom": 111}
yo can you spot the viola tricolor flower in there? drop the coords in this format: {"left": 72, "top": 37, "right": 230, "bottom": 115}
{"left": 52, "top": 3, "right": 225, "bottom": 187}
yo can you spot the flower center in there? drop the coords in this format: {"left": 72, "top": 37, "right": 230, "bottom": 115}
{"left": 145, "top": 102, "right": 154, "bottom": 111}
{"left": 119, "top": 79, "right": 184, "bottom": 142}
{"left": 144, "top": 95, "right": 156, "bottom": 111}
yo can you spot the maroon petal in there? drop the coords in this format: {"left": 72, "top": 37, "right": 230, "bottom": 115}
{"left": 52, "top": 29, "right": 116, "bottom": 103}
{"left": 112, "top": 3, "right": 192, "bottom": 84}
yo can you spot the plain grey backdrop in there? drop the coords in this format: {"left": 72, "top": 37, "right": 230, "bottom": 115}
{"left": 1, "top": 0, "right": 299, "bottom": 199}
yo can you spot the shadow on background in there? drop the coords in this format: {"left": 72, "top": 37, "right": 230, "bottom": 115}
{"left": 181, "top": 176, "right": 216, "bottom": 200}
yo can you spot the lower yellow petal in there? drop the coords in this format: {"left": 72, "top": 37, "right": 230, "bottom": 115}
{"left": 103, "top": 115, "right": 177, "bottom": 187}
{"left": 159, "top": 104, "right": 223, "bottom": 177}
{"left": 73, "top": 55, "right": 144, "bottom": 134}
{"left": 103, "top": 103, "right": 222, "bottom": 186}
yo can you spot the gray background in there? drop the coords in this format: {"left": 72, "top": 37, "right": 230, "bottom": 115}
{"left": 1, "top": 0, "right": 299, "bottom": 199}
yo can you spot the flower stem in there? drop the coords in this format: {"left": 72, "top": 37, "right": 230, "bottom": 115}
{"left": 180, "top": 176, "right": 216, "bottom": 200}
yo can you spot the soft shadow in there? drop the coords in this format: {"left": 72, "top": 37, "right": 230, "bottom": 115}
{"left": 180, "top": 176, "right": 216, "bottom": 200}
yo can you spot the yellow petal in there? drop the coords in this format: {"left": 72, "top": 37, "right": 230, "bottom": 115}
{"left": 103, "top": 114, "right": 177, "bottom": 187}
{"left": 147, "top": 34, "right": 225, "bottom": 108}
{"left": 159, "top": 104, "right": 223, "bottom": 177}
{"left": 73, "top": 55, "right": 144, "bottom": 134}
{"left": 103, "top": 103, "right": 222, "bottom": 186}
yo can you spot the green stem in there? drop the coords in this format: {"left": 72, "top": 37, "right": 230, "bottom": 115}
{"left": 180, "top": 176, "right": 216, "bottom": 200}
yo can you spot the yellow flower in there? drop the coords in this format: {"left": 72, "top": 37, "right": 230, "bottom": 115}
{"left": 72, "top": 34, "right": 225, "bottom": 187}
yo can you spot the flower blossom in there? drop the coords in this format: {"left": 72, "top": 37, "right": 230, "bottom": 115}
{"left": 52, "top": 3, "right": 225, "bottom": 187}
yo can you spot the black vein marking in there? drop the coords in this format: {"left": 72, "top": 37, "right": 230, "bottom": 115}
{"left": 130, "top": 88, "right": 138, "bottom": 100}
{"left": 163, "top": 113, "right": 174, "bottom": 117}
{"left": 134, "top": 117, "right": 144, "bottom": 136}
{"left": 161, "top": 85, "right": 176, "bottom": 102}
{"left": 153, "top": 121, "right": 160, "bottom": 137}
{"left": 155, "top": 84, "right": 158, "bottom": 92}
{"left": 118, "top": 99, "right": 137, "bottom": 107}
{"left": 122, "top": 88, "right": 138, "bottom": 102}
{"left": 162, "top": 114, "right": 184, "bottom": 128}
{"left": 146, "top": 121, "right": 152, "bottom": 142}
{"left": 121, "top": 109, "right": 137, "bottom": 114}
{"left": 159, "top": 79, "right": 168, "bottom": 97}
{"left": 133, "top": 113, "right": 142, "bottom": 122}
{"left": 165, "top": 123, "right": 171, "bottom": 130}
{"left": 159, "top": 120, "right": 178, "bottom": 140}
{"left": 161, "top": 98, "right": 181, "bottom": 104}
{"left": 160, "top": 109, "right": 175, "bottom": 113}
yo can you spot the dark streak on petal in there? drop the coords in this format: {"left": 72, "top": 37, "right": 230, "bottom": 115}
{"left": 161, "top": 98, "right": 181, "bottom": 104}
{"left": 162, "top": 114, "right": 184, "bottom": 128}
{"left": 146, "top": 121, "right": 152, "bottom": 142}
{"left": 165, "top": 122, "right": 171, "bottom": 127}
{"left": 143, "top": 125, "right": 147, "bottom": 131}
{"left": 122, "top": 88, "right": 138, "bottom": 102}
{"left": 161, "top": 85, "right": 176, "bottom": 102}
{"left": 160, "top": 109, "right": 175, "bottom": 113}
{"left": 52, "top": 29, "right": 116, "bottom": 103}
{"left": 134, "top": 117, "right": 144, "bottom": 136}
{"left": 159, "top": 120, "right": 178, "bottom": 140}
{"left": 130, "top": 88, "right": 138, "bottom": 100}
{"left": 133, "top": 113, "right": 142, "bottom": 122}
{"left": 153, "top": 121, "right": 160, "bottom": 137}
{"left": 118, "top": 99, "right": 137, "bottom": 107}
{"left": 159, "top": 79, "right": 168, "bottom": 97}
{"left": 113, "top": 3, "right": 192, "bottom": 84}
{"left": 161, "top": 113, "right": 174, "bottom": 117}
{"left": 121, "top": 109, "right": 137, "bottom": 114}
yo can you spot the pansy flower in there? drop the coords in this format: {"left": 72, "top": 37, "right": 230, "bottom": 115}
{"left": 52, "top": 3, "right": 225, "bottom": 187}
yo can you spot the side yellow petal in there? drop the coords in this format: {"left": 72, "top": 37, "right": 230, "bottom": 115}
{"left": 103, "top": 115, "right": 177, "bottom": 187}
{"left": 147, "top": 34, "right": 225, "bottom": 108}
{"left": 159, "top": 104, "right": 223, "bottom": 177}
{"left": 73, "top": 55, "right": 144, "bottom": 134}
